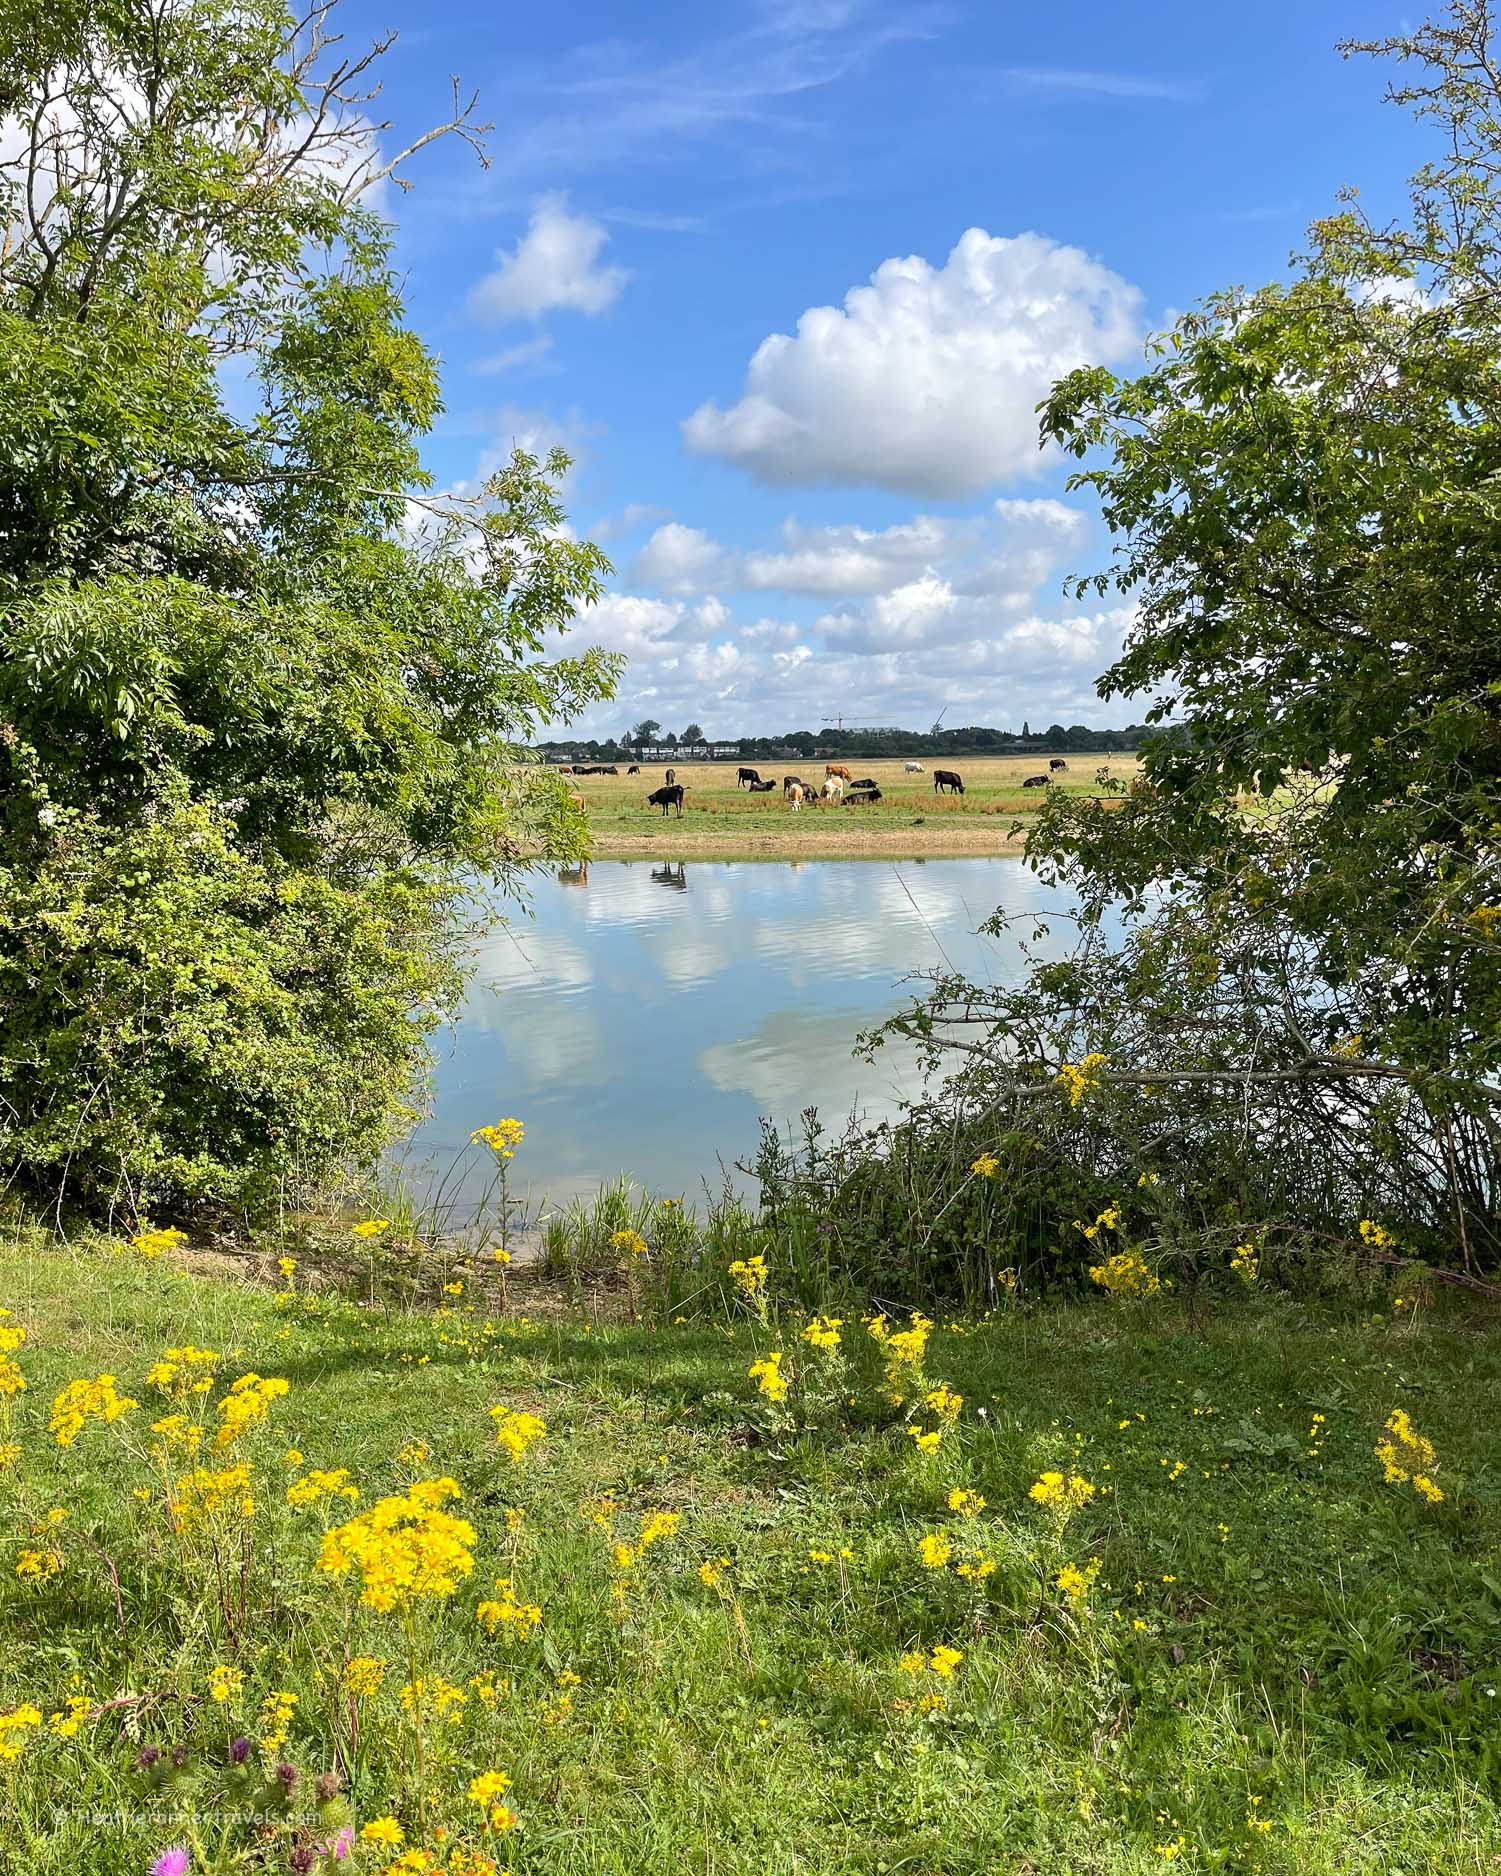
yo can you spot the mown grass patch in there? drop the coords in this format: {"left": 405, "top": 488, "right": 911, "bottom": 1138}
{"left": 0, "top": 1234, "right": 1497, "bottom": 1874}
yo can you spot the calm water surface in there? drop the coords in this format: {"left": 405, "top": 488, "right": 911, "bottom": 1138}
{"left": 403, "top": 857, "right": 1083, "bottom": 1206}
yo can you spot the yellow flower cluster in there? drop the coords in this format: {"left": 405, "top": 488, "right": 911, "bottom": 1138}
{"left": 476, "top": 1576, "right": 542, "bottom": 1637}
{"left": 1029, "top": 1471, "right": 1096, "bottom": 1517}
{"left": 727, "top": 1254, "right": 767, "bottom": 1298}
{"left": 1375, "top": 1409, "right": 1445, "bottom": 1504}
{"left": 145, "top": 1345, "right": 219, "bottom": 1397}
{"left": 748, "top": 1351, "right": 788, "bottom": 1403}
{"left": 214, "top": 1373, "right": 289, "bottom": 1449}
{"left": 1076, "top": 1204, "right": 1122, "bottom": 1242}
{"left": 800, "top": 1315, "right": 843, "bottom": 1351}
{"left": 0, "top": 1704, "right": 43, "bottom": 1762}
{"left": 1089, "top": 1251, "right": 1161, "bottom": 1297}
{"left": 400, "top": 1675, "right": 468, "bottom": 1721}
{"left": 0, "top": 1312, "right": 25, "bottom": 1400}
{"left": 471, "top": 1118, "right": 525, "bottom": 1159}
{"left": 16, "top": 1546, "right": 63, "bottom": 1583}
{"left": 918, "top": 1532, "right": 952, "bottom": 1569}
{"left": 49, "top": 1374, "right": 137, "bottom": 1447}
{"left": 970, "top": 1152, "right": 1000, "bottom": 1178}
{"left": 341, "top": 1655, "right": 388, "bottom": 1697}
{"left": 130, "top": 1226, "right": 187, "bottom": 1259}
{"left": 1056, "top": 1051, "right": 1108, "bottom": 1107}
{"left": 318, "top": 1478, "right": 477, "bottom": 1610}
{"left": 1359, "top": 1218, "right": 1395, "bottom": 1250}
{"left": 899, "top": 1643, "right": 964, "bottom": 1678}
{"left": 612, "top": 1510, "right": 680, "bottom": 1576}
{"left": 170, "top": 1461, "right": 255, "bottom": 1530}
{"left": 152, "top": 1413, "right": 205, "bottom": 1454}
{"left": 259, "top": 1688, "right": 297, "bottom": 1754}
{"left": 490, "top": 1407, "right": 547, "bottom": 1462}
{"left": 287, "top": 1467, "right": 360, "bottom": 1509}
{"left": 209, "top": 1664, "right": 244, "bottom": 1704}
{"left": 610, "top": 1228, "right": 648, "bottom": 1259}
{"left": 867, "top": 1312, "right": 932, "bottom": 1367}
{"left": 351, "top": 1217, "right": 391, "bottom": 1240}
{"left": 1057, "top": 1557, "right": 1103, "bottom": 1604}
{"left": 1229, "top": 1242, "right": 1259, "bottom": 1282}
{"left": 947, "top": 1487, "right": 986, "bottom": 1517}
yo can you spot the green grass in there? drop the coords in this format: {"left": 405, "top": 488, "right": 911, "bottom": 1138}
{"left": 1, "top": 1232, "right": 1498, "bottom": 1875}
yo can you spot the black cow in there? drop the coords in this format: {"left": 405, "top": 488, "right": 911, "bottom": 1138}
{"left": 782, "top": 774, "right": 805, "bottom": 796}
{"left": 748, "top": 778, "right": 776, "bottom": 793}
{"left": 851, "top": 777, "right": 879, "bottom": 791}
{"left": 737, "top": 767, "right": 762, "bottom": 789}
{"left": 933, "top": 769, "right": 965, "bottom": 795}
{"left": 1049, "top": 758, "right": 1067, "bottom": 772}
{"left": 1022, "top": 773, "right": 1050, "bottom": 789}
{"left": 844, "top": 786, "right": 883, "bottom": 805}
{"left": 602, "top": 765, "right": 620, "bottom": 775}
{"left": 647, "top": 784, "right": 687, "bottom": 817}
{"left": 627, "top": 763, "right": 641, "bottom": 774}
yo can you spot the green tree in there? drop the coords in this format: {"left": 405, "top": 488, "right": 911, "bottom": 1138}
{"left": 871, "top": 3, "right": 1501, "bottom": 1268}
{"left": 681, "top": 722, "right": 705, "bottom": 748}
{"left": 0, "top": 0, "right": 619, "bottom": 1216}
{"left": 630, "top": 718, "right": 662, "bottom": 752}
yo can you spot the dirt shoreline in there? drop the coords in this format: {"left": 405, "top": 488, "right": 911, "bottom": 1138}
{"left": 577, "top": 822, "right": 1032, "bottom": 860}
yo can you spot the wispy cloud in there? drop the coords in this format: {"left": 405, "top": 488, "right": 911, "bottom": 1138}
{"left": 474, "top": 1, "right": 948, "bottom": 193}
{"left": 473, "top": 334, "right": 557, "bottom": 376}
{"left": 998, "top": 65, "right": 1203, "bottom": 103}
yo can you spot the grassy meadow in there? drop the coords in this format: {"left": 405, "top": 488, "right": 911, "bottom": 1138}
{"left": 555, "top": 754, "right": 1140, "bottom": 857}
{"left": 1, "top": 1225, "right": 1498, "bottom": 1875}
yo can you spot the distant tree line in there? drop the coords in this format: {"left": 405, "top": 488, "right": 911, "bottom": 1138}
{"left": 538, "top": 721, "right": 1155, "bottom": 762}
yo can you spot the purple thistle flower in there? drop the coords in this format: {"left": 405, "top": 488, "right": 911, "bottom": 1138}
{"left": 150, "top": 1851, "right": 190, "bottom": 1876}
{"left": 229, "top": 1735, "right": 252, "bottom": 1764}
{"left": 322, "top": 1827, "right": 354, "bottom": 1861}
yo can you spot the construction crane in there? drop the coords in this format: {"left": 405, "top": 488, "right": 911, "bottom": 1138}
{"left": 820, "top": 715, "right": 887, "bottom": 732}
{"left": 931, "top": 706, "right": 949, "bottom": 736}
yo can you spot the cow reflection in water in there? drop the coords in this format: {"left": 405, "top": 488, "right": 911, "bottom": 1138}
{"left": 557, "top": 861, "right": 589, "bottom": 888}
{"left": 651, "top": 862, "right": 688, "bottom": 890}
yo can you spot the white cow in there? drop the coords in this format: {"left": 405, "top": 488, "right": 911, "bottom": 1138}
{"left": 904, "top": 760, "right": 925, "bottom": 773}
{"left": 822, "top": 776, "right": 844, "bottom": 802}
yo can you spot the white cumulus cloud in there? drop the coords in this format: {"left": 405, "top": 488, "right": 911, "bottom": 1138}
{"left": 470, "top": 192, "right": 628, "bottom": 323}
{"left": 682, "top": 227, "right": 1142, "bottom": 497}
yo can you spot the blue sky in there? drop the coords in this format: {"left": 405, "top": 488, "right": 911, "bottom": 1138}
{"left": 342, "top": 0, "right": 1424, "bottom": 740}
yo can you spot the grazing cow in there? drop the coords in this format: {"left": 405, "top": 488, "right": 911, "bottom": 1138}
{"left": 844, "top": 786, "right": 882, "bottom": 805}
{"left": 602, "top": 765, "right": 620, "bottom": 775}
{"left": 1049, "top": 758, "right": 1067, "bottom": 772}
{"left": 904, "top": 760, "right": 924, "bottom": 773}
{"left": 647, "top": 784, "right": 687, "bottom": 817}
{"left": 1022, "top": 773, "right": 1050, "bottom": 789}
{"left": 748, "top": 778, "right": 776, "bottom": 793}
{"left": 787, "top": 784, "right": 805, "bottom": 812}
{"left": 627, "top": 763, "right": 641, "bottom": 774}
{"left": 822, "top": 776, "right": 844, "bottom": 802}
{"left": 782, "top": 774, "right": 805, "bottom": 796}
{"left": 825, "top": 763, "right": 853, "bottom": 781}
{"left": 737, "top": 767, "right": 762, "bottom": 789}
{"left": 933, "top": 769, "right": 965, "bottom": 795}
{"left": 665, "top": 767, "right": 676, "bottom": 785}
{"left": 558, "top": 764, "right": 574, "bottom": 774}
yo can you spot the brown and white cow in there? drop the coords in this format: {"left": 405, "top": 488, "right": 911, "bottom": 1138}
{"left": 822, "top": 776, "right": 844, "bottom": 802}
